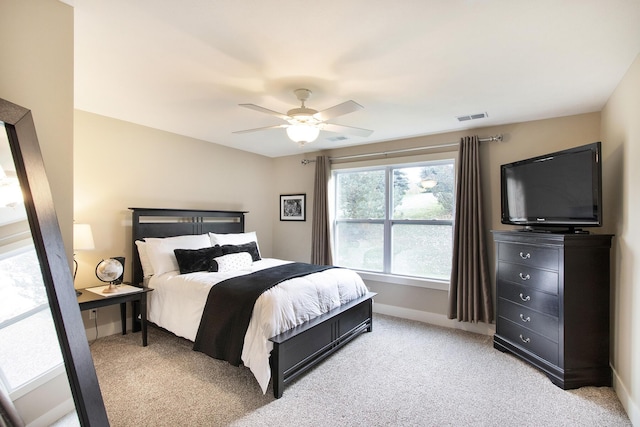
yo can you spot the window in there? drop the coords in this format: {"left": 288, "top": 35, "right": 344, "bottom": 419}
{"left": 332, "top": 158, "right": 455, "bottom": 281}
{"left": 0, "top": 236, "right": 64, "bottom": 395}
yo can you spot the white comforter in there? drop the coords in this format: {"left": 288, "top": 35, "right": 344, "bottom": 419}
{"left": 146, "top": 258, "right": 368, "bottom": 393}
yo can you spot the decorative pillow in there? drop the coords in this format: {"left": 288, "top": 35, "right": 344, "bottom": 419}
{"left": 135, "top": 240, "right": 154, "bottom": 278}
{"left": 212, "top": 252, "right": 253, "bottom": 273}
{"left": 209, "top": 231, "right": 261, "bottom": 257}
{"left": 174, "top": 245, "right": 223, "bottom": 274}
{"left": 220, "top": 241, "right": 261, "bottom": 262}
{"left": 144, "top": 234, "right": 211, "bottom": 276}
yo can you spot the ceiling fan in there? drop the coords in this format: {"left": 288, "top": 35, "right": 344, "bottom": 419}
{"left": 233, "top": 88, "right": 373, "bottom": 146}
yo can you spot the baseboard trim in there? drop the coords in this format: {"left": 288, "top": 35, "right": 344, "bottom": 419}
{"left": 84, "top": 317, "right": 131, "bottom": 341}
{"left": 611, "top": 365, "right": 639, "bottom": 426}
{"left": 26, "top": 398, "right": 75, "bottom": 427}
{"left": 373, "top": 303, "right": 495, "bottom": 336}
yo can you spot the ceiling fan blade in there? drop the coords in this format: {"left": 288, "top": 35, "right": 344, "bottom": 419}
{"left": 239, "top": 104, "right": 291, "bottom": 121}
{"left": 322, "top": 123, "right": 373, "bottom": 137}
{"left": 313, "top": 100, "right": 363, "bottom": 122}
{"left": 233, "top": 124, "right": 288, "bottom": 134}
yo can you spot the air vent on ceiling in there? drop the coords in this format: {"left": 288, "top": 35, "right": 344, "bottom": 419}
{"left": 456, "top": 112, "right": 488, "bottom": 122}
{"left": 326, "top": 135, "right": 349, "bottom": 142}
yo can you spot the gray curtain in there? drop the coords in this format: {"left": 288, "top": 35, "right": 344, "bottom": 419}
{"left": 448, "top": 136, "right": 493, "bottom": 323}
{"left": 311, "top": 155, "right": 333, "bottom": 265}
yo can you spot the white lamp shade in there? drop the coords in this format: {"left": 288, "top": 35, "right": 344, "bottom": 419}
{"left": 73, "top": 223, "right": 95, "bottom": 250}
{"left": 286, "top": 124, "right": 320, "bottom": 144}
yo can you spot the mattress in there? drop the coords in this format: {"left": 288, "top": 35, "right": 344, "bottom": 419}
{"left": 146, "top": 258, "right": 368, "bottom": 393}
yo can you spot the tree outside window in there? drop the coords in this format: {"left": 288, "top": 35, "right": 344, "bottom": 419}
{"left": 333, "top": 160, "right": 455, "bottom": 280}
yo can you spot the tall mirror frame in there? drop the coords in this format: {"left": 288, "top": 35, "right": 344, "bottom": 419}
{"left": 0, "top": 98, "right": 107, "bottom": 425}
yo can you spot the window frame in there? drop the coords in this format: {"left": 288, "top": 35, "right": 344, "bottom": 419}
{"left": 331, "top": 152, "right": 457, "bottom": 288}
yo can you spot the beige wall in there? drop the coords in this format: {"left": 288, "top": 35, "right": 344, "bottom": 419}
{"left": 73, "top": 110, "right": 275, "bottom": 331}
{"left": 272, "top": 153, "right": 316, "bottom": 262}
{"left": 274, "top": 114, "right": 601, "bottom": 327}
{"left": 0, "top": 0, "right": 74, "bottom": 258}
{"left": 0, "top": 0, "right": 75, "bottom": 425}
{"left": 601, "top": 53, "right": 640, "bottom": 425}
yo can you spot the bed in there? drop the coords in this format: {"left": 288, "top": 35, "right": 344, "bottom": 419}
{"left": 129, "top": 207, "right": 375, "bottom": 398}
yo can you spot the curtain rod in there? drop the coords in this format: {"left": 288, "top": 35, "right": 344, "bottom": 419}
{"left": 301, "top": 134, "right": 503, "bottom": 164}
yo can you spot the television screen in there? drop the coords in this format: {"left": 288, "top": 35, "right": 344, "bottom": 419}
{"left": 501, "top": 142, "right": 602, "bottom": 229}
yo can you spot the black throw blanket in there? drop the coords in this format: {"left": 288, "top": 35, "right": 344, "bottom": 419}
{"left": 193, "top": 262, "right": 334, "bottom": 365}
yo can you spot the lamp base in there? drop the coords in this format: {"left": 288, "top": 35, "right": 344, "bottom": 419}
{"left": 102, "top": 283, "right": 119, "bottom": 294}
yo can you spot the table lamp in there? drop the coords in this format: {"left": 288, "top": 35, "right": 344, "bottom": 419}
{"left": 73, "top": 223, "right": 95, "bottom": 294}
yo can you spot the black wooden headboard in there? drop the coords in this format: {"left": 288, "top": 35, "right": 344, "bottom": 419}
{"left": 129, "top": 207, "right": 247, "bottom": 285}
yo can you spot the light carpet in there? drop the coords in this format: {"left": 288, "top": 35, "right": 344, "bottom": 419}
{"left": 89, "top": 314, "right": 630, "bottom": 426}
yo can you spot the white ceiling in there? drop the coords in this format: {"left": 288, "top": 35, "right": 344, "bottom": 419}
{"left": 73, "top": 0, "right": 640, "bottom": 158}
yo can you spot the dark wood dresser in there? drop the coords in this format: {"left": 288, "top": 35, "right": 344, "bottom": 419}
{"left": 492, "top": 230, "right": 613, "bottom": 389}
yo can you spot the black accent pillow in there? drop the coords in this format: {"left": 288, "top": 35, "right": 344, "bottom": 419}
{"left": 220, "top": 241, "right": 261, "bottom": 262}
{"left": 174, "top": 245, "right": 223, "bottom": 274}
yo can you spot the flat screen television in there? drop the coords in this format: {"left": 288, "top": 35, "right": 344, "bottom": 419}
{"left": 500, "top": 141, "right": 602, "bottom": 232}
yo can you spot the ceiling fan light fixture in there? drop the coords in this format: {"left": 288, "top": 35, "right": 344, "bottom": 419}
{"left": 287, "top": 107, "right": 318, "bottom": 120}
{"left": 235, "top": 88, "right": 373, "bottom": 144}
{"left": 286, "top": 123, "right": 320, "bottom": 145}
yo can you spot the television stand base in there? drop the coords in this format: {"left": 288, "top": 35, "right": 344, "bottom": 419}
{"left": 520, "top": 226, "right": 589, "bottom": 234}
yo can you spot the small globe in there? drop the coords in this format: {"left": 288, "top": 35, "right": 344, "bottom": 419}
{"left": 96, "top": 258, "right": 124, "bottom": 283}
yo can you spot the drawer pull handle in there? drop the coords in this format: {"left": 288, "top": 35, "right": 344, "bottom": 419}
{"left": 519, "top": 314, "right": 531, "bottom": 322}
{"left": 519, "top": 293, "right": 531, "bottom": 302}
{"left": 519, "top": 252, "right": 531, "bottom": 260}
{"left": 519, "top": 334, "right": 531, "bottom": 344}
{"left": 519, "top": 273, "right": 531, "bottom": 281}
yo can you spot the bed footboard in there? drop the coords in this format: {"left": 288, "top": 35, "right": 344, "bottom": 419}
{"left": 269, "top": 292, "right": 375, "bottom": 398}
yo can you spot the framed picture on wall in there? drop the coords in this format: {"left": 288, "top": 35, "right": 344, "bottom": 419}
{"left": 280, "top": 194, "right": 306, "bottom": 221}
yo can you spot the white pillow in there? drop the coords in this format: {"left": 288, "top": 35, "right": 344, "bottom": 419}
{"left": 214, "top": 252, "right": 253, "bottom": 273}
{"left": 135, "top": 240, "right": 154, "bottom": 278}
{"left": 209, "top": 231, "right": 258, "bottom": 246}
{"left": 209, "top": 231, "right": 260, "bottom": 254}
{"left": 144, "top": 234, "right": 211, "bottom": 276}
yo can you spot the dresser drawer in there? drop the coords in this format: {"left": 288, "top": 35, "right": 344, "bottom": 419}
{"left": 498, "top": 261, "right": 558, "bottom": 295}
{"left": 497, "top": 318, "right": 559, "bottom": 366}
{"left": 497, "top": 298, "right": 559, "bottom": 342}
{"left": 497, "top": 281, "right": 559, "bottom": 317}
{"left": 498, "top": 242, "right": 559, "bottom": 271}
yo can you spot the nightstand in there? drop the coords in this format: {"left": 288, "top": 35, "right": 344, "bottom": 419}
{"left": 77, "top": 285, "right": 153, "bottom": 346}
